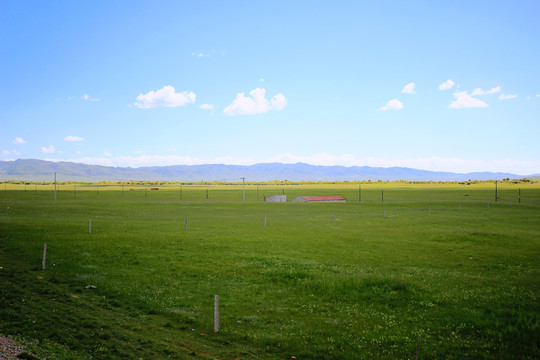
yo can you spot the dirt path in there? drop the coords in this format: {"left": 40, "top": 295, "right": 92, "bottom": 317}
{"left": 0, "top": 336, "right": 38, "bottom": 360}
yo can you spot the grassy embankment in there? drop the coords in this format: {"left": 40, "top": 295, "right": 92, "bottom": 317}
{"left": 1, "top": 182, "right": 539, "bottom": 359}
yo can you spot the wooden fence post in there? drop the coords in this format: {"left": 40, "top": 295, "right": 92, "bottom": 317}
{"left": 214, "top": 295, "right": 220, "bottom": 332}
{"left": 42, "top": 243, "right": 47, "bottom": 270}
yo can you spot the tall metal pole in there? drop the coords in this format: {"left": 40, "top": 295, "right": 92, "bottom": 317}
{"left": 54, "top": 172, "right": 57, "bottom": 201}
{"left": 495, "top": 180, "right": 498, "bottom": 203}
{"left": 242, "top": 177, "right": 245, "bottom": 202}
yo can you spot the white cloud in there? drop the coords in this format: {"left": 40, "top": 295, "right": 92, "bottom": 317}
{"left": 448, "top": 91, "right": 488, "bottom": 109}
{"left": 134, "top": 86, "right": 196, "bottom": 109}
{"left": 64, "top": 135, "right": 84, "bottom": 142}
{"left": 537, "top": 94, "right": 540, "bottom": 97}
{"left": 270, "top": 93, "right": 287, "bottom": 110}
{"left": 41, "top": 145, "right": 55, "bottom": 154}
{"left": 223, "top": 88, "right": 287, "bottom": 116}
{"left": 13, "top": 137, "right": 26, "bottom": 144}
{"left": 56, "top": 155, "right": 256, "bottom": 168}
{"left": 82, "top": 94, "right": 99, "bottom": 102}
{"left": 439, "top": 79, "right": 455, "bottom": 91}
{"left": 192, "top": 51, "right": 208, "bottom": 57}
{"left": 267, "top": 153, "right": 538, "bottom": 174}
{"left": 199, "top": 104, "right": 214, "bottom": 110}
{"left": 379, "top": 99, "right": 403, "bottom": 111}
{"left": 401, "top": 82, "right": 416, "bottom": 94}
{"left": 499, "top": 93, "right": 517, "bottom": 100}
{"left": 46, "top": 152, "right": 540, "bottom": 174}
{"left": 2, "top": 150, "right": 21, "bottom": 156}
{"left": 104, "top": 151, "right": 112, "bottom": 156}
{"left": 471, "top": 86, "right": 501, "bottom": 96}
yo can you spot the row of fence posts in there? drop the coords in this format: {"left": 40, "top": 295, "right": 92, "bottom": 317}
{"left": 47, "top": 185, "right": 525, "bottom": 204}
{"left": 4, "top": 177, "right": 525, "bottom": 205}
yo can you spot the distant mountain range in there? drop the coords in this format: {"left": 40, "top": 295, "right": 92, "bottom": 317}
{"left": 0, "top": 159, "right": 535, "bottom": 182}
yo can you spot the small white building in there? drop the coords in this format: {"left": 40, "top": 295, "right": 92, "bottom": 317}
{"left": 265, "top": 195, "right": 287, "bottom": 202}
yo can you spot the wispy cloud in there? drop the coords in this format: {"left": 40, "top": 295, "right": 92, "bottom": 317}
{"left": 223, "top": 88, "right": 287, "bottom": 116}
{"left": 379, "top": 99, "right": 403, "bottom": 111}
{"left": 48, "top": 152, "right": 539, "bottom": 174}
{"left": 448, "top": 91, "right": 488, "bottom": 109}
{"left": 268, "top": 153, "right": 538, "bottom": 174}
{"left": 104, "top": 151, "right": 112, "bottom": 156}
{"left": 199, "top": 104, "right": 214, "bottom": 110}
{"left": 471, "top": 86, "right": 501, "bottom": 96}
{"left": 401, "top": 82, "right": 416, "bottom": 94}
{"left": 13, "top": 137, "right": 26, "bottom": 144}
{"left": 41, "top": 145, "right": 55, "bottom": 154}
{"left": 499, "top": 93, "right": 517, "bottom": 100}
{"left": 134, "top": 85, "right": 196, "bottom": 109}
{"left": 82, "top": 94, "right": 99, "bottom": 102}
{"left": 64, "top": 135, "right": 84, "bottom": 142}
{"left": 191, "top": 50, "right": 225, "bottom": 57}
{"left": 2, "top": 149, "right": 21, "bottom": 156}
{"left": 438, "top": 79, "right": 455, "bottom": 91}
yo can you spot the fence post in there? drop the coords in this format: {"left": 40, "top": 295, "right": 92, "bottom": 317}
{"left": 185, "top": 217, "right": 189, "bottom": 231}
{"left": 214, "top": 295, "right": 220, "bottom": 332}
{"left": 415, "top": 333, "right": 420, "bottom": 360}
{"left": 42, "top": 243, "right": 47, "bottom": 270}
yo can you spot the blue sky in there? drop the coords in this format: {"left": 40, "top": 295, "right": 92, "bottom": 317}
{"left": 1, "top": 1, "right": 539, "bottom": 174}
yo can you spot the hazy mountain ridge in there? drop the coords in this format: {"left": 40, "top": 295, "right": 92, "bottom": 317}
{"left": 0, "top": 159, "right": 529, "bottom": 182}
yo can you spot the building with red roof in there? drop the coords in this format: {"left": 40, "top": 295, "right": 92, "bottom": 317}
{"left": 293, "top": 196, "right": 346, "bottom": 202}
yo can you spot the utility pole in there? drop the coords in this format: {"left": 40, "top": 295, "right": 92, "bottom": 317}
{"left": 495, "top": 180, "right": 498, "bottom": 203}
{"left": 54, "top": 172, "right": 57, "bottom": 201}
{"left": 242, "top": 177, "right": 245, "bottom": 202}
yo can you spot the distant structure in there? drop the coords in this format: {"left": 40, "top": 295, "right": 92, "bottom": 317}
{"left": 265, "top": 195, "right": 287, "bottom": 202}
{"left": 293, "top": 196, "right": 346, "bottom": 203}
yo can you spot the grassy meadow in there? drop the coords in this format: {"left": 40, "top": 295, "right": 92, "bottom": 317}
{"left": 1, "top": 181, "right": 539, "bottom": 359}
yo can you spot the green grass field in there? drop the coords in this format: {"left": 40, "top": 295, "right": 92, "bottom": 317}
{"left": 1, "top": 182, "right": 539, "bottom": 359}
